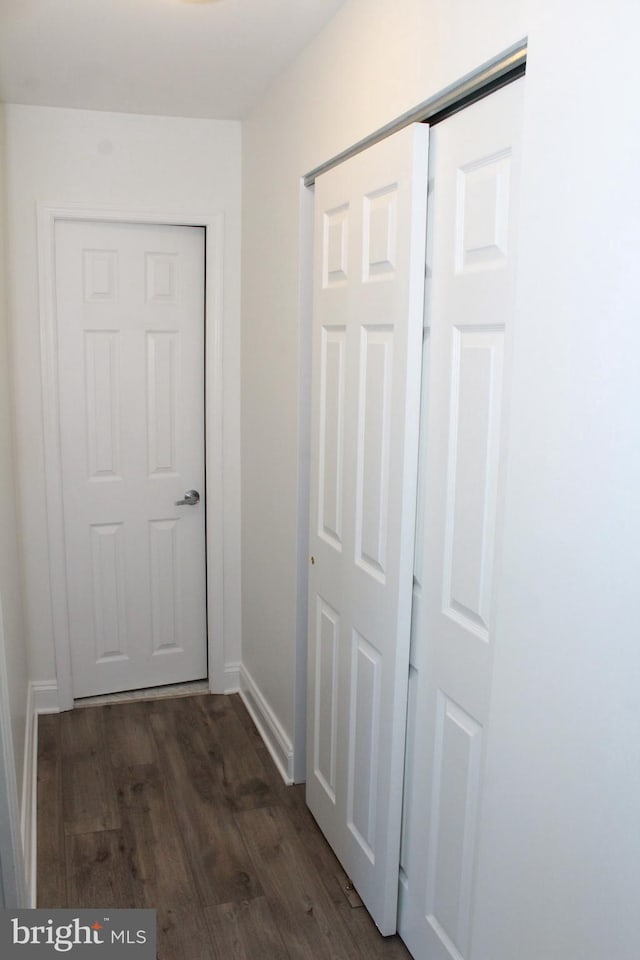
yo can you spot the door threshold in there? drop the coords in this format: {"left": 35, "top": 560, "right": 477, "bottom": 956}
{"left": 74, "top": 679, "right": 209, "bottom": 708}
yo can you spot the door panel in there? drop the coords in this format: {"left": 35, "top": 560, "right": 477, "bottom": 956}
{"left": 398, "top": 81, "right": 523, "bottom": 960}
{"left": 318, "top": 325, "right": 346, "bottom": 549}
{"left": 55, "top": 220, "right": 207, "bottom": 699}
{"left": 307, "top": 123, "right": 429, "bottom": 935}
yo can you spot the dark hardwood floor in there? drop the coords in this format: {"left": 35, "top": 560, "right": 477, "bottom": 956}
{"left": 37, "top": 693, "right": 411, "bottom": 960}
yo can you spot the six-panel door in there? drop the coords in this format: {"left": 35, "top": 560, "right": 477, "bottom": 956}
{"left": 398, "top": 81, "right": 524, "bottom": 960}
{"left": 55, "top": 220, "right": 207, "bottom": 699}
{"left": 307, "top": 123, "right": 429, "bottom": 935}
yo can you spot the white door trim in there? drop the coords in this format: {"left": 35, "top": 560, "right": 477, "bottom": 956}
{"left": 37, "top": 202, "right": 226, "bottom": 710}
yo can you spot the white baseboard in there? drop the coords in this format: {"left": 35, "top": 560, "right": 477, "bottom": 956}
{"left": 31, "top": 681, "right": 60, "bottom": 716}
{"left": 223, "top": 661, "right": 241, "bottom": 694}
{"left": 21, "top": 680, "right": 59, "bottom": 907}
{"left": 239, "top": 664, "right": 294, "bottom": 785}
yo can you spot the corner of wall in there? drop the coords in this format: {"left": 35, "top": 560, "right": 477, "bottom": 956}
{"left": 238, "top": 664, "right": 294, "bottom": 785}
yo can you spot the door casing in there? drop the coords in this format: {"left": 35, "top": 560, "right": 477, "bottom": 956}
{"left": 37, "top": 202, "right": 227, "bottom": 710}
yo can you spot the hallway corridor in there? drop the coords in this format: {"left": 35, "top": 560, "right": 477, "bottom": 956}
{"left": 37, "top": 693, "right": 411, "bottom": 959}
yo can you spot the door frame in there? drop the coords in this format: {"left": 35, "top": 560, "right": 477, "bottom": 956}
{"left": 37, "top": 202, "right": 226, "bottom": 710}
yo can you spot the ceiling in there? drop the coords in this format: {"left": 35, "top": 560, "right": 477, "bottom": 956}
{"left": 0, "top": 0, "right": 347, "bottom": 120}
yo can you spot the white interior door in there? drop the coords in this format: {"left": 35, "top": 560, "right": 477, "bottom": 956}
{"left": 306, "top": 123, "right": 429, "bottom": 935}
{"left": 55, "top": 219, "right": 207, "bottom": 699}
{"left": 398, "top": 80, "right": 523, "bottom": 960}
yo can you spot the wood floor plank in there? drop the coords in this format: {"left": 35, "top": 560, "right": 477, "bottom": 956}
{"left": 236, "top": 804, "right": 363, "bottom": 960}
{"left": 65, "top": 830, "right": 135, "bottom": 907}
{"left": 113, "top": 762, "right": 201, "bottom": 911}
{"left": 196, "top": 694, "right": 277, "bottom": 811}
{"left": 102, "top": 701, "right": 159, "bottom": 768}
{"left": 156, "top": 907, "right": 216, "bottom": 960}
{"left": 60, "top": 708, "right": 120, "bottom": 836}
{"left": 37, "top": 714, "right": 66, "bottom": 907}
{"left": 150, "top": 706, "right": 263, "bottom": 906}
{"left": 204, "top": 896, "right": 290, "bottom": 960}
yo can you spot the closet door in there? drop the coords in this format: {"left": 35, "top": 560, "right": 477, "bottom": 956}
{"left": 398, "top": 80, "right": 524, "bottom": 960}
{"left": 307, "top": 123, "right": 429, "bottom": 935}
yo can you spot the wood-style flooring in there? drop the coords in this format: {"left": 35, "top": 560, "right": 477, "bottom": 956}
{"left": 37, "top": 693, "right": 412, "bottom": 960}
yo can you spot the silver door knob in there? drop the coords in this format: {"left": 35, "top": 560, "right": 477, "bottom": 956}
{"left": 175, "top": 489, "right": 200, "bottom": 506}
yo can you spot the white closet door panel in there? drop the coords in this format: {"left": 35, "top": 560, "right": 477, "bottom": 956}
{"left": 307, "top": 123, "right": 429, "bottom": 935}
{"left": 399, "top": 81, "right": 524, "bottom": 960}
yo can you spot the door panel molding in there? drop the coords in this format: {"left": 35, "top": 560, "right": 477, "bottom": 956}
{"left": 398, "top": 80, "right": 523, "bottom": 960}
{"left": 37, "top": 202, "right": 226, "bottom": 709}
{"left": 307, "top": 124, "right": 429, "bottom": 935}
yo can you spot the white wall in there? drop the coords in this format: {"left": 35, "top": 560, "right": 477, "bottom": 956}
{"left": 0, "top": 103, "right": 28, "bottom": 905}
{"left": 241, "top": 0, "right": 525, "bottom": 767}
{"left": 242, "top": 0, "right": 640, "bottom": 956}
{"left": 0, "top": 105, "right": 28, "bottom": 803}
{"left": 5, "top": 105, "right": 242, "bottom": 689}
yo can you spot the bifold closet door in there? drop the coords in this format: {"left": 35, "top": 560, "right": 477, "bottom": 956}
{"left": 306, "top": 123, "right": 429, "bottom": 935}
